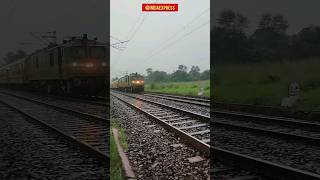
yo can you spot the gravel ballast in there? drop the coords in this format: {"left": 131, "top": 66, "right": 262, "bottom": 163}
{"left": 111, "top": 95, "right": 209, "bottom": 179}
{"left": 0, "top": 103, "right": 108, "bottom": 179}
{"left": 214, "top": 125, "right": 320, "bottom": 175}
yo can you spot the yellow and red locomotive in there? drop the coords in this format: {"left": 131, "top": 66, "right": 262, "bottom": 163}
{"left": 0, "top": 34, "right": 108, "bottom": 95}
{"left": 111, "top": 73, "right": 144, "bottom": 93}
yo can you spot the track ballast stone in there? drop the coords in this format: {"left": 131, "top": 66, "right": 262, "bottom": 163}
{"left": 111, "top": 96, "right": 209, "bottom": 179}
{"left": 214, "top": 126, "right": 320, "bottom": 175}
{"left": 0, "top": 103, "right": 108, "bottom": 179}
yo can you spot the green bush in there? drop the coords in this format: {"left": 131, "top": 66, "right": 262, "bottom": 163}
{"left": 150, "top": 83, "right": 155, "bottom": 89}
{"left": 144, "top": 80, "right": 210, "bottom": 97}
{"left": 167, "top": 84, "right": 174, "bottom": 88}
{"left": 302, "top": 79, "right": 320, "bottom": 92}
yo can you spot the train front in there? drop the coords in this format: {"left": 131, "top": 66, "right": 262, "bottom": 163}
{"left": 64, "top": 35, "right": 108, "bottom": 95}
{"left": 129, "top": 73, "right": 144, "bottom": 92}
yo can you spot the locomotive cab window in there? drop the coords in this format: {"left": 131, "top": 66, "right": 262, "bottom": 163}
{"left": 64, "top": 46, "right": 105, "bottom": 58}
{"left": 90, "top": 47, "right": 105, "bottom": 58}
{"left": 61, "top": 48, "right": 64, "bottom": 57}
{"left": 50, "top": 53, "right": 54, "bottom": 67}
{"left": 36, "top": 57, "right": 39, "bottom": 68}
{"left": 71, "top": 47, "right": 87, "bottom": 58}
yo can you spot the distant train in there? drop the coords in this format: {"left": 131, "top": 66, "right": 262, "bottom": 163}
{"left": 0, "top": 34, "right": 108, "bottom": 95}
{"left": 111, "top": 73, "right": 144, "bottom": 92}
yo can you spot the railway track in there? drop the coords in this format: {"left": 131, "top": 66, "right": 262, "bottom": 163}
{"left": 0, "top": 88, "right": 108, "bottom": 107}
{"left": 212, "top": 160, "right": 262, "bottom": 180}
{"left": 112, "top": 91, "right": 265, "bottom": 179}
{"left": 213, "top": 110, "right": 320, "bottom": 179}
{"left": 0, "top": 92, "right": 109, "bottom": 163}
{"left": 143, "top": 91, "right": 210, "bottom": 107}
{"left": 213, "top": 109, "right": 320, "bottom": 145}
{"left": 213, "top": 145, "right": 320, "bottom": 180}
{"left": 120, "top": 91, "right": 210, "bottom": 117}
{"left": 113, "top": 90, "right": 320, "bottom": 179}
{"left": 0, "top": 90, "right": 108, "bottom": 121}
{"left": 111, "top": 91, "right": 210, "bottom": 155}
{"left": 50, "top": 95, "right": 108, "bottom": 107}
{"left": 138, "top": 91, "right": 320, "bottom": 142}
{"left": 213, "top": 102, "right": 320, "bottom": 122}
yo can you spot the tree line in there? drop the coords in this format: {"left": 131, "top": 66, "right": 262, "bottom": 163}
{"left": 213, "top": 10, "right": 320, "bottom": 64}
{"left": 0, "top": 49, "right": 27, "bottom": 67}
{"left": 145, "top": 65, "right": 210, "bottom": 83}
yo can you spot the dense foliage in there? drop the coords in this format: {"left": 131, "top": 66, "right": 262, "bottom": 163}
{"left": 145, "top": 65, "right": 210, "bottom": 83}
{"left": 0, "top": 49, "right": 27, "bottom": 66}
{"left": 213, "top": 10, "right": 320, "bottom": 64}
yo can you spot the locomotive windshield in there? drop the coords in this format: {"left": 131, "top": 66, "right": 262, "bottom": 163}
{"left": 131, "top": 75, "right": 144, "bottom": 80}
{"left": 90, "top": 47, "right": 105, "bottom": 58}
{"left": 71, "top": 47, "right": 87, "bottom": 58}
{"left": 65, "top": 46, "right": 106, "bottom": 58}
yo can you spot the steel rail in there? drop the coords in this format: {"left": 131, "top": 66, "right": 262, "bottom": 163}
{"left": 142, "top": 91, "right": 210, "bottom": 107}
{"left": 113, "top": 91, "right": 320, "bottom": 179}
{"left": 213, "top": 109, "right": 320, "bottom": 129}
{"left": 143, "top": 91, "right": 210, "bottom": 102}
{"left": 111, "top": 92, "right": 210, "bottom": 156}
{"left": 214, "top": 120, "right": 320, "bottom": 146}
{"left": 213, "top": 147, "right": 320, "bottom": 180}
{"left": 0, "top": 91, "right": 108, "bottom": 125}
{"left": 115, "top": 91, "right": 210, "bottom": 122}
{"left": 0, "top": 98, "right": 109, "bottom": 164}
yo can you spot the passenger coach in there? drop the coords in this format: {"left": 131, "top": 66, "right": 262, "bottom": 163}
{"left": 0, "top": 34, "right": 108, "bottom": 95}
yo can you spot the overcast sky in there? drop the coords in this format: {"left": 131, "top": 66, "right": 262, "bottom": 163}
{"left": 2, "top": 1, "right": 319, "bottom": 78}
{"left": 0, "top": 0, "right": 108, "bottom": 61}
{"left": 111, "top": 0, "right": 210, "bottom": 79}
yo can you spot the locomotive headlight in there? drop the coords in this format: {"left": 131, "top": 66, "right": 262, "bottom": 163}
{"left": 136, "top": 81, "right": 140, "bottom": 84}
{"left": 72, "top": 62, "right": 78, "bottom": 67}
{"left": 85, "top": 63, "right": 94, "bottom": 68}
{"left": 102, "top": 62, "right": 107, "bottom": 67}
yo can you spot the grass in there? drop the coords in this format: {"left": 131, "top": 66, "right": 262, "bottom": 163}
{"left": 145, "top": 80, "right": 210, "bottom": 97}
{"left": 213, "top": 59, "right": 320, "bottom": 111}
{"left": 110, "top": 119, "right": 128, "bottom": 180}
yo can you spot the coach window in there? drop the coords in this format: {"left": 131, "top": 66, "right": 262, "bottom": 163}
{"left": 50, "top": 53, "right": 54, "bottom": 67}
{"left": 17, "top": 65, "right": 19, "bottom": 74}
{"left": 36, "top": 57, "right": 39, "bottom": 68}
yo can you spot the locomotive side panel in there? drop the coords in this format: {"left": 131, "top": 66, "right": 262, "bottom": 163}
{"left": 28, "top": 48, "right": 60, "bottom": 81}
{"left": 111, "top": 79, "right": 119, "bottom": 89}
{"left": 9, "top": 62, "right": 24, "bottom": 84}
{"left": 0, "top": 68, "right": 7, "bottom": 84}
{"left": 117, "top": 76, "right": 127, "bottom": 90}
